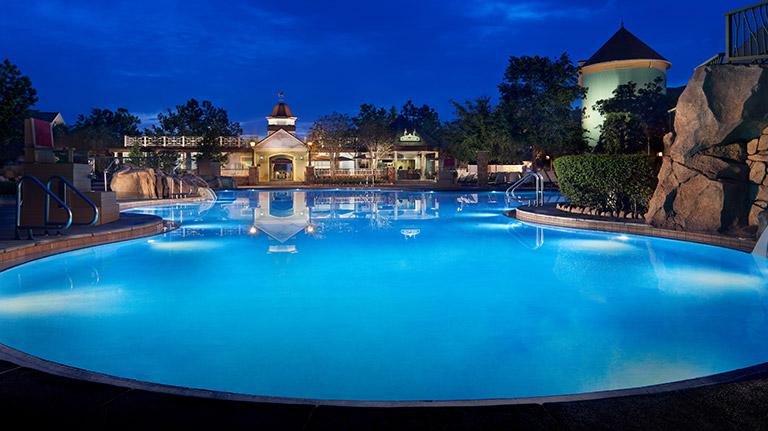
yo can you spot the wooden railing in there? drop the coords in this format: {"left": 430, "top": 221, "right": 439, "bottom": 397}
{"left": 726, "top": 2, "right": 768, "bottom": 63}
{"left": 123, "top": 135, "right": 259, "bottom": 149}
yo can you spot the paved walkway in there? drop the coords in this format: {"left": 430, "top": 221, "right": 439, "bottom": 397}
{"left": 0, "top": 356, "right": 766, "bottom": 428}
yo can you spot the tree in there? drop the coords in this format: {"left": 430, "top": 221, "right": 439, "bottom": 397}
{"left": 0, "top": 59, "right": 38, "bottom": 163}
{"left": 152, "top": 99, "right": 242, "bottom": 163}
{"left": 399, "top": 100, "right": 442, "bottom": 138}
{"left": 60, "top": 108, "right": 141, "bottom": 155}
{"left": 595, "top": 112, "right": 647, "bottom": 154}
{"left": 594, "top": 77, "right": 670, "bottom": 154}
{"left": 444, "top": 97, "right": 517, "bottom": 163}
{"left": 309, "top": 112, "right": 354, "bottom": 177}
{"left": 395, "top": 101, "right": 442, "bottom": 141}
{"left": 498, "top": 53, "right": 586, "bottom": 159}
{"left": 353, "top": 104, "right": 396, "bottom": 180}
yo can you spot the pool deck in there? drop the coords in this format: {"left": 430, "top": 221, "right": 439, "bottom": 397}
{"left": 0, "top": 352, "right": 767, "bottom": 428}
{"left": 2, "top": 194, "right": 768, "bottom": 428}
{"left": 0, "top": 196, "right": 206, "bottom": 269}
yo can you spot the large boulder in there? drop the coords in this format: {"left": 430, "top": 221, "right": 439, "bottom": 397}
{"left": 646, "top": 65, "right": 768, "bottom": 236}
{"left": 110, "top": 167, "right": 158, "bottom": 200}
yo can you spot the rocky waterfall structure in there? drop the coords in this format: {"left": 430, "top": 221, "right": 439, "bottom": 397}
{"left": 646, "top": 65, "right": 768, "bottom": 237}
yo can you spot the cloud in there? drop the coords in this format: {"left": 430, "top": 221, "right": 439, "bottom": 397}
{"left": 467, "top": 1, "right": 603, "bottom": 22}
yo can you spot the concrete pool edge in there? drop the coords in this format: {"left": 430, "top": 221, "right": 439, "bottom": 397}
{"left": 0, "top": 196, "right": 212, "bottom": 270}
{"left": 1, "top": 340, "right": 768, "bottom": 408}
{"left": 0, "top": 213, "right": 167, "bottom": 270}
{"left": 513, "top": 206, "right": 756, "bottom": 253}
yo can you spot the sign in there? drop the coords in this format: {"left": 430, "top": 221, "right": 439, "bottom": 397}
{"left": 399, "top": 130, "right": 421, "bottom": 142}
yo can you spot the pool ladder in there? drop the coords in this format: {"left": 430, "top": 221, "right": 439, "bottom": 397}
{"left": 16, "top": 175, "right": 99, "bottom": 240}
{"left": 505, "top": 172, "right": 544, "bottom": 207}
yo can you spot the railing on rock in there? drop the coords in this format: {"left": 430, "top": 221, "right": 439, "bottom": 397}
{"left": 726, "top": 2, "right": 768, "bottom": 63}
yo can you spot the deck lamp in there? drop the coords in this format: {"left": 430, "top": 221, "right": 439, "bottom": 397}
{"left": 657, "top": 152, "right": 664, "bottom": 157}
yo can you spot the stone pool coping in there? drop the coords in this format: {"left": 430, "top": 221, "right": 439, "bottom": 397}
{"left": 513, "top": 205, "right": 757, "bottom": 253}
{"left": 0, "top": 213, "right": 167, "bottom": 269}
{"left": 0, "top": 196, "right": 207, "bottom": 270}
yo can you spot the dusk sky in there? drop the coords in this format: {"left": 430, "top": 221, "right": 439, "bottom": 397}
{"left": 1, "top": 0, "right": 734, "bottom": 136}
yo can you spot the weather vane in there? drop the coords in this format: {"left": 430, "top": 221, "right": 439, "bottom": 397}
{"left": 277, "top": 91, "right": 285, "bottom": 101}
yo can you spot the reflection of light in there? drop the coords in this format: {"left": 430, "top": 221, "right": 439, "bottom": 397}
{"left": 268, "top": 245, "right": 297, "bottom": 253}
{"left": 401, "top": 228, "right": 421, "bottom": 239}
{"left": 149, "top": 241, "right": 223, "bottom": 251}
{"left": 559, "top": 239, "right": 634, "bottom": 252}
{"left": 0, "top": 288, "right": 122, "bottom": 316}
{"left": 306, "top": 225, "right": 315, "bottom": 234}
{"left": 183, "top": 223, "right": 226, "bottom": 230}
{"left": 460, "top": 212, "right": 500, "bottom": 218}
{"left": 660, "top": 267, "right": 763, "bottom": 292}
{"left": 249, "top": 226, "right": 258, "bottom": 235}
{"left": 615, "top": 235, "right": 630, "bottom": 241}
{"left": 475, "top": 222, "right": 518, "bottom": 231}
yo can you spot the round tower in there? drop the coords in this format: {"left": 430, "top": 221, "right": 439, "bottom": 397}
{"left": 580, "top": 26, "right": 671, "bottom": 145}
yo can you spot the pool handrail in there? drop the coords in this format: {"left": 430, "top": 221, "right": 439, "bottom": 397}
{"left": 15, "top": 175, "right": 74, "bottom": 240}
{"left": 46, "top": 175, "right": 100, "bottom": 227}
{"left": 505, "top": 172, "right": 544, "bottom": 207}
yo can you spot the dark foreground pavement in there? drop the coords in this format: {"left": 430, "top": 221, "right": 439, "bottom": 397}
{"left": 1, "top": 359, "right": 767, "bottom": 429}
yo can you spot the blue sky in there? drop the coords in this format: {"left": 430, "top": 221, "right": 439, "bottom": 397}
{"left": 1, "top": 0, "right": 733, "bottom": 135}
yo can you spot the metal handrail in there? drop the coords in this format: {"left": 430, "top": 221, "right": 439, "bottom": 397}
{"left": 16, "top": 175, "right": 73, "bottom": 240}
{"left": 505, "top": 172, "right": 544, "bottom": 207}
{"left": 46, "top": 175, "right": 100, "bottom": 226}
{"left": 102, "top": 158, "right": 119, "bottom": 192}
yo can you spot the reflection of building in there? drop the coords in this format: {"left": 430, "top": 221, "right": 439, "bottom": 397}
{"left": 579, "top": 25, "right": 671, "bottom": 145}
{"left": 252, "top": 191, "right": 310, "bottom": 243}
{"left": 120, "top": 98, "right": 443, "bottom": 183}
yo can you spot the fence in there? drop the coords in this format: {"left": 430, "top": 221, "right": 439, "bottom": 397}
{"left": 726, "top": 2, "right": 768, "bottom": 63}
{"left": 123, "top": 135, "right": 260, "bottom": 149}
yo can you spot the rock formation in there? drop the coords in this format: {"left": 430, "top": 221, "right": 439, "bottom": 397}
{"left": 110, "top": 167, "right": 213, "bottom": 200}
{"left": 646, "top": 65, "right": 768, "bottom": 236}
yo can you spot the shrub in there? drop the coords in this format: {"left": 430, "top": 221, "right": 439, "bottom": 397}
{"left": 553, "top": 154, "right": 657, "bottom": 214}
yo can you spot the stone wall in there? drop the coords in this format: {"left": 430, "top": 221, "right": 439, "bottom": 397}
{"left": 646, "top": 65, "right": 768, "bottom": 237}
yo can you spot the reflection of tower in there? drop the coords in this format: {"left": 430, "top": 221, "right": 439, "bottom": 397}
{"left": 579, "top": 26, "right": 671, "bottom": 146}
{"left": 252, "top": 192, "right": 309, "bottom": 251}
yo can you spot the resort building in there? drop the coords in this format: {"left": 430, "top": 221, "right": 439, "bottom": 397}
{"left": 120, "top": 100, "right": 442, "bottom": 183}
{"left": 579, "top": 25, "right": 672, "bottom": 145}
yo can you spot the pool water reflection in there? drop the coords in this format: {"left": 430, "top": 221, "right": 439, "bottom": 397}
{"left": 0, "top": 189, "right": 766, "bottom": 401}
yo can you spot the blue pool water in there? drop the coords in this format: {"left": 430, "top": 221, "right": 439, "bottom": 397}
{"left": 1, "top": 189, "right": 767, "bottom": 401}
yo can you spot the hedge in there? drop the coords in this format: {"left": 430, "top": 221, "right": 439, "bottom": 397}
{"left": 553, "top": 154, "right": 657, "bottom": 214}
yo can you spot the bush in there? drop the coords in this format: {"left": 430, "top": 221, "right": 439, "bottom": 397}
{"left": 553, "top": 154, "right": 657, "bottom": 214}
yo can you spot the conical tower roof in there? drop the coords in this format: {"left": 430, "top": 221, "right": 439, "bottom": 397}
{"left": 583, "top": 26, "right": 669, "bottom": 67}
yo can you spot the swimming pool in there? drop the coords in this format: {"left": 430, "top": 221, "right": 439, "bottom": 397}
{"left": 0, "top": 189, "right": 767, "bottom": 402}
